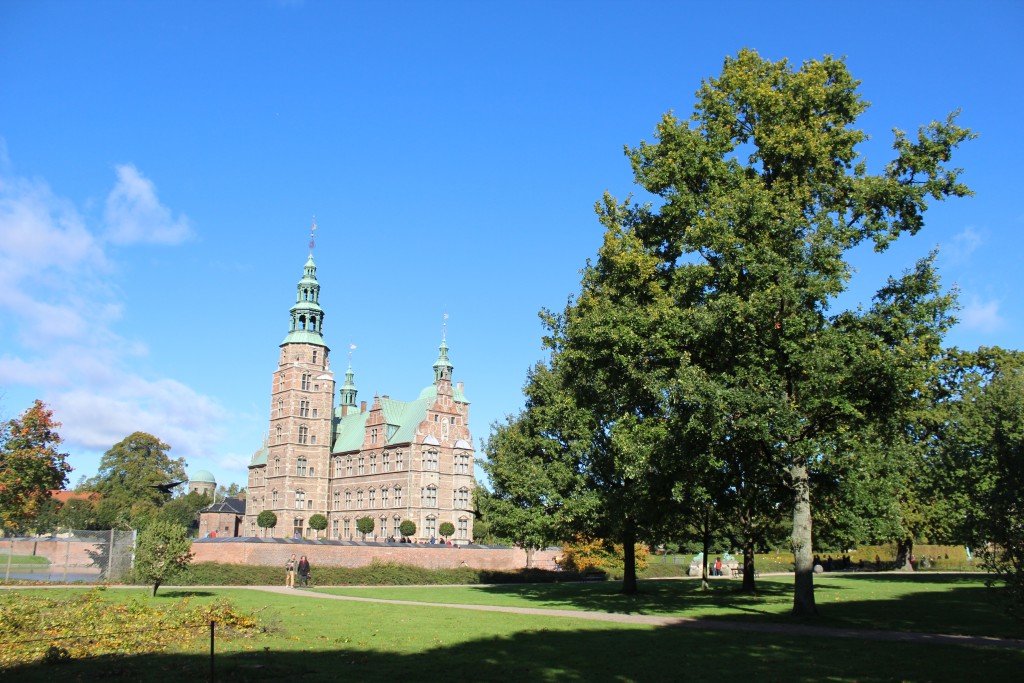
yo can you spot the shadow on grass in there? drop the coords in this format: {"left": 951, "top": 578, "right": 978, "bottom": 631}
{"left": 158, "top": 590, "right": 218, "bottom": 598}
{"left": 6, "top": 619, "right": 1021, "bottom": 683}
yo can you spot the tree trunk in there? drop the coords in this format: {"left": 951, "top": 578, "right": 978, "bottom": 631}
{"left": 525, "top": 546, "right": 534, "bottom": 569}
{"left": 896, "top": 538, "right": 914, "bottom": 571}
{"left": 741, "top": 522, "right": 756, "bottom": 593}
{"left": 152, "top": 580, "right": 160, "bottom": 597}
{"left": 790, "top": 462, "right": 817, "bottom": 616}
{"left": 701, "top": 506, "right": 711, "bottom": 590}
{"left": 622, "top": 523, "right": 638, "bottom": 595}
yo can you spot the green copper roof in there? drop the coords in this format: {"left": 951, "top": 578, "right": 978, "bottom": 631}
{"left": 281, "top": 329, "right": 329, "bottom": 347}
{"left": 332, "top": 410, "right": 369, "bottom": 452}
{"left": 190, "top": 469, "right": 216, "bottom": 483}
{"left": 417, "top": 383, "right": 468, "bottom": 403}
{"left": 249, "top": 442, "right": 268, "bottom": 467}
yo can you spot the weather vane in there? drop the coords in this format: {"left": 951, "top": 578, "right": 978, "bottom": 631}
{"left": 309, "top": 215, "right": 317, "bottom": 254}
{"left": 442, "top": 310, "right": 449, "bottom": 340}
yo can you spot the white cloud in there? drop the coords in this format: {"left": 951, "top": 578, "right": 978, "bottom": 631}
{"left": 942, "top": 227, "right": 983, "bottom": 264}
{"left": 103, "top": 164, "right": 193, "bottom": 245}
{"left": 959, "top": 297, "right": 1004, "bottom": 333}
{"left": 0, "top": 151, "right": 223, "bottom": 466}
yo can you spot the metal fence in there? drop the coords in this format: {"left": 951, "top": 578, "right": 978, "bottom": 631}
{"left": 1, "top": 530, "right": 136, "bottom": 583}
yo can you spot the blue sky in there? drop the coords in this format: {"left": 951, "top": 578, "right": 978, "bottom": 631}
{"left": 1, "top": 1, "right": 1021, "bottom": 490}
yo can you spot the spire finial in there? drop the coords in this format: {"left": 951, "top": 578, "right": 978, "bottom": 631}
{"left": 309, "top": 215, "right": 317, "bottom": 255}
{"left": 442, "top": 310, "right": 448, "bottom": 341}
{"left": 349, "top": 342, "right": 357, "bottom": 366}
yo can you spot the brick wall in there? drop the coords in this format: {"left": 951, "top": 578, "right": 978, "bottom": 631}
{"left": 191, "top": 540, "right": 560, "bottom": 572}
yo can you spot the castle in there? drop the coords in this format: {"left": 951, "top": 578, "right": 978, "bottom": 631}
{"left": 243, "top": 250, "right": 476, "bottom": 543}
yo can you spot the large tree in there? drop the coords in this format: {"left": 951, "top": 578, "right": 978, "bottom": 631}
{"left": 0, "top": 400, "right": 72, "bottom": 533}
{"left": 133, "top": 520, "right": 193, "bottom": 597}
{"left": 84, "top": 432, "right": 186, "bottom": 520}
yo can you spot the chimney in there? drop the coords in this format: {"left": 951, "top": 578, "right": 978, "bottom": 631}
{"left": 382, "top": 395, "right": 389, "bottom": 400}
{"left": 360, "top": 400, "right": 367, "bottom": 413}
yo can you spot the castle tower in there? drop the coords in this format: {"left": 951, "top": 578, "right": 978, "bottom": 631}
{"left": 247, "top": 236, "right": 335, "bottom": 538}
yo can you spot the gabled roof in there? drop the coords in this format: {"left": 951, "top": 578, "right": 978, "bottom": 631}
{"left": 201, "top": 497, "right": 246, "bottom": 515}
{"left": 332, "top": 395, "right": 437, "bottom": 453}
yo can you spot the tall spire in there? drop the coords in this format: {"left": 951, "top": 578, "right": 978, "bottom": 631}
{"left": 433, "top": 314, "right": 453, "bottom": 383}
{"left": 340, "top": 344, "right": 358, "bottom": 407}
{"left": 281, "top": 220, "right": 327, "bottom": 347}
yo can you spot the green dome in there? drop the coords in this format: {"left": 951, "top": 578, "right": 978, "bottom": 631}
{"left": 190, "top": 470, "right": 216, "bottom": 484}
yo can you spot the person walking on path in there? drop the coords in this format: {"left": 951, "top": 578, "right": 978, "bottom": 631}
{"left": 285, "top": 554, "right": 297, "bottom": 587}
{"left": 297, "top": 555, "right": 311, "bottom": 587}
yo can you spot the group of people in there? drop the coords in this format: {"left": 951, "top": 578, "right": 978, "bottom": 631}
{"left": 285, "top": 554, "right": 311, "bottom": 587}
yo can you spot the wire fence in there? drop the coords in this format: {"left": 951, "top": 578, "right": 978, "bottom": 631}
{"left": 1, "top": 530, "right": 136, "bottom": 583}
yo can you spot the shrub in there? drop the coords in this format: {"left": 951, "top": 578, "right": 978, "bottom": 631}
{"left": 133, "top": 520, "right": 193, "bottom": 596}
{"left": 256, "top": 510, "right": 277, "bottom": 536}
{"left": 356, "top": 516, "right": 375, "bottom": 539}
{"left": 400, "top": 519, "right": 416, "bottom": 539}
{"left": 438, "top": 521, "right": 455, "bottom": 540}
{"left": 560, "top": 536, "right": 649, "bottom": 576}
{"left": 308, "top": 513, "right": 328, "bottom": 538}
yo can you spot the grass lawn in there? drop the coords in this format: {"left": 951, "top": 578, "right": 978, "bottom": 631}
{"left": 0, "top": 554, "right": 51, "bottom": 566}
{"left": 2, "top": 578, "right": 1022, "bottom": 682}
{"left": 313, "top": 574, "right": 1024, "bottom": 639}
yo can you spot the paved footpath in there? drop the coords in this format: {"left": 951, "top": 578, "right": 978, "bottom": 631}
{"left": 249, "top": 585, "right": 1024, "bottom": 651}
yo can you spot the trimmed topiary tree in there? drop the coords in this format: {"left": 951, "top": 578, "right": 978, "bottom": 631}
{"left": 356, "top": 516, "right": 375, "bottom": 540}
{"left": 438, "top": 521, "right": 455, "bottom": 541}
{"left": 134, "top": 520, "right": 193, "bottom": 596}
{"left": 399, "top": 519, "right": 416, "bottom": 540}
{"left": 308, "top": 513, "right": 328, "bottom": 539}
{"left": 256, "top": 510, "right": 277, "bottom": 538}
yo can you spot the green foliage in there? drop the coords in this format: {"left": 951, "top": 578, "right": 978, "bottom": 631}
{"left": 0, "top": 400, "right": 71, "bottom": 533}
{"left": 133, "top": 520, "right": 194, "bottom": 596}
{"left": 560, "top": 536, "right": 649, "bottom": 575}
{"left": 438, "top": 521, "right": 455, "bottom": 540}
{"left": 256, "top": 510, "right": 277, "bottom": 536}
{"left": 356, "top": 516, "right": 375, "bottom": 538}
{"left": 156, "top": 490, "right": 212, "bottom": 529}
{"left": 81, "top": 432, "right": 186, "bottom": 527}
{"left": 308, "top": 513, "right": 328, "bottom": 538}
{"left": 160, "top": 560, "right": 576, "bottom": 587}
{"left": 399, "top": 519, "right": 416, "bottom": 538}
{"left": 0, "top": 589, "right": 260, "bottom": 668}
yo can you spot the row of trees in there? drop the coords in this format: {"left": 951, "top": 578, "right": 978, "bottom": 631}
{"left": 483, "top": 50, "right": 1022, "bottom": 617}
{"left": 0, "top": 407, "right": 244, "bottom": 535}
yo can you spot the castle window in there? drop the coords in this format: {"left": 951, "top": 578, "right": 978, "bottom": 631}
{"left": 423, "top": 485, "right": 437, "bottom": 507}
{"left": 332, "top": 518, "right": 339, "bottom": 539}
{"left": 333, "top": 490, "right": 340, "bottom": 510}
{"left": 312, "top": 408, "right": 318, "bottom": 418}
{"left": 393, "top": 516, "right": 402, "bottom": 538}
{"left": 301, "top": 374, "right": 311, "bottom": 390}
{"left": 310, "top": 434, "right": 316, "bottom": 445}
{"left": 396, "top": 450, "right": 403, "bottom": 470}
{"left": 346, "top": 457, "right": 353, "bottom": 476}
{"left": 278, "top": 373, "right": 285, "bottom": 391}
{"left": 312, "top": 350, "right": 318, "bottom": 364}
{"left": 294, "top": 518, "right": 304, "bottom": 537}
{"left": 370, "top": 428, "right": 378, "bottom": 444}
{"left": 425, "top": 515, "right": 437, "bottom": 538}
{"left": 295, "top": 490, "right": 305, "bottom": 508}
{"left": 296, "top": 457, "right": 307, "bottom": 476}
{"left": 358, "top": 456, "right": 365, "bottom": 475}
{"left": 275, "top": 427, "right": 282, "bottom": 445}
{"left": 450, "top": 416, "right": 456, "bottom": 424}
{"left": 277, "top": 399, "right": 283, "bottom": 417}
{"left": 425, "top": 449, "right": 438, "bottom": 471}
{"left": 370, "top": 454, "right": 377, "bottom": 474}
{"left": 298, "top": 426, "right": 309, "bottom": 444}
{"left": 455, "top": 454, "right": 470, "bottom": 475}
{"left": 394, "top": 486, "right": 402, "bottom": 506}
{"left": 272, "top": 489, "right": 278, "bottom": 506}
{"left": 343, "top": 518, "right": 351, "bottom": 538}
{"left": 345, "top": 490, "right": 352, "bottom": 509}
{"left": 455, "top": 487, "right": 470, "bottom": 508}
{"left": 335, "top": 458, "right": 343, "bottom": 477}
{"left": 274, "top": 457, "right": 280, "bottom": 475}
{"left": 458, "top": 517, "right": 468, "bottom": 540}
{"left": 381, "top": 487, "right": 389, "bottom": 508}
{"left": 300, "top": 400, "right": 309, "bottom": 417}
{"left": 369, "top": 488, "right": 376, "bottom": 508}
{"left": 382, "top": 452, "right": 390, "bottom": 472}
{"left": 356, "top": 489, "right": 364, "bottom": 507}
{"left": 314, "top": 384, "right": 319, "bottom": 391}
